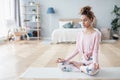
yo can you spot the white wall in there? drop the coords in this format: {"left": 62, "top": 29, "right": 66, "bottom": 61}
{"left": 21, "top": 0, "right": 120, "bottom": 39}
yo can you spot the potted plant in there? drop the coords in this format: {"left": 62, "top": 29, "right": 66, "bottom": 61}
{"left": 111, "top": 5, "right": 120, "bottom": 40}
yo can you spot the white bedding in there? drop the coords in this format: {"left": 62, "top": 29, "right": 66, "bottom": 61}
{"left": 51, "top": 28, "right": 81, "bottom": 43}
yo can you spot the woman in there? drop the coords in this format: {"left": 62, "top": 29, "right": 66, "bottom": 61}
{"left": 56, "top": 6, "right": 101, "bottom": 76}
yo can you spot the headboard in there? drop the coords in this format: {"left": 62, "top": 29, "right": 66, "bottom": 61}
{"left": 59, "top": 18, "right": 96, "bottom": 27}
{"left": 59, "top": 18, "right": 81, "bottom": 24}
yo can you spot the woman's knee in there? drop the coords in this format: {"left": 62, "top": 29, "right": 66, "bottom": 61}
{"left": 80, "top": 64, "right": 99, "bottom": 75}
{"left": 57, "top": 62, "right": 73, "bottom": 72}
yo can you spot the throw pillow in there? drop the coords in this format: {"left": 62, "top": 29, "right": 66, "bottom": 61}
{"left": 59, "top": 21, "right": 72, "bottom": 29}
{"left": 73, "top": 23, "right": 81, "bottom": 28}
{"left": 63, "top": 22, "right": 73, "bottom": 28}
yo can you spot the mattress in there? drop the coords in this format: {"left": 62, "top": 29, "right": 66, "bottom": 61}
{"left": 51, "top": 28, "right": 81, "bottom": 43}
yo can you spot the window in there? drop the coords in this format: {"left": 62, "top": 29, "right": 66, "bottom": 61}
{"left": 0, "top": 0, "right": 14, "bottom": 37}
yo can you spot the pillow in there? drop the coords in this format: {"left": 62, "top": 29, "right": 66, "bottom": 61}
{"left": 59, "top": 21, "right": 72, "bottom": 29}
{"left": 79, "top": 22, "right": 84, "bottom": 28}
{"left": 73, "top": 23, "right": 81, "bottom": 28}
{"left": 63, "top": 22, "right": 73, "bottom": 28}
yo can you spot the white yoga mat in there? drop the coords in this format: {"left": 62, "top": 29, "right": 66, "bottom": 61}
{"left": 20, "top": 67, "right": 120, "bottom": 79}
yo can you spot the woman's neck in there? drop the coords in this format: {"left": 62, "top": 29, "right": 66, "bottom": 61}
{"left": 84, "top": 26, "right": 94, "bottom": 34}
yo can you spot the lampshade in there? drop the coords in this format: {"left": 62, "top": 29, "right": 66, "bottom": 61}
{"left": 47, "top": 7, "right": 55, "bottom": 14}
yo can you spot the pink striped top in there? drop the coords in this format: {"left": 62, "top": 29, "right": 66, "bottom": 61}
{"left": 65, "top": 28, "right": 101, "bottom": 64}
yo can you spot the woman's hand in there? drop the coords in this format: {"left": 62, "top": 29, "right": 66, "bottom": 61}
{"left": 94, "top": 63, "right": 99, "bottom": 70}
{"left": 84, "top": 54, "right": 89, "bottom": 60}
{"left": 56, "top": 58, "right": 66, "bottom": 63}
{"left": 84, "top": 53, "right": 92, "bottom": 61}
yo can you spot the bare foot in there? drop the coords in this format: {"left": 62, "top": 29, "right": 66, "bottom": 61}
{"left": 56, "top": 58, "right": 65, "bottom": 63}
{"left": 69, "top": 61, "right": 83, "bottom": 69}
{"left": 94, "top": 63, "right": 99, "bottom": 70}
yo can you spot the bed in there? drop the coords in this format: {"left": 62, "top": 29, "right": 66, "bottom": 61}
{"left": 51, "top": 28, "right": 81, "bottom": 43}
{"left": 51, "top": 18, "right": 83, "bottom": 43}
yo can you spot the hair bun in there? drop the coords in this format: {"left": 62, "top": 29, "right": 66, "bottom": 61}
{"left": 80, "top": 6, "right": 91, "bottom": 14}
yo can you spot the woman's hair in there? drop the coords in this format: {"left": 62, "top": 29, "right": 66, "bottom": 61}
{"left": 80, "top": 6, "right": 95, "bottom": 21}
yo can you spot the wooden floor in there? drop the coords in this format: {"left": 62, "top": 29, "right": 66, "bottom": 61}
{"left": 0, "top": 40, "right": 120, "bottom": 80}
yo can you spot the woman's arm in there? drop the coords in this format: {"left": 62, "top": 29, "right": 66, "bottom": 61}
{"left": 57, "top": 43, "right": 79, "bottom": 63}
{"left": 92, "top": 32, "right": 101, "bottom": 64}
{"left": 65, "top": 48, "right": 79, "bottom": 62}
{"left": 65, "top": 32, "right": 81, "bottom": 62}
{"left": 56, "top": 43, "right": 79, "bottom": 63}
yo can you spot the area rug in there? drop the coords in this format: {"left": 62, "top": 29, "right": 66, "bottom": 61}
{"left": 20, "top": 67, "right": 120, "bottom": 79}
{"left": 40, "top": 40, "right": 51, "bottom": 45}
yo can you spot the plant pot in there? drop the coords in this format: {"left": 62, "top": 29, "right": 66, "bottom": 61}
{"left": 112, "top": 34, "right": 119, "bottom": 40}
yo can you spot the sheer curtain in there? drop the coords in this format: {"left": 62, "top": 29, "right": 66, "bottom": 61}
{"left": 0, "top": 0, "right": 15, "bottom": 38}
{"left": 15, "top": 0, "right": 21, "bottom": 27}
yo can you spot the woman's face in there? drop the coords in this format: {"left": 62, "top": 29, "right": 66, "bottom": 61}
{"left": 80, "top": 15, "right": 92, "bottom": 28}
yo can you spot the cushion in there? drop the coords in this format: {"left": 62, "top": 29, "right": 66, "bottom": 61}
{"left": 73, "top": 23, "right": 81, "bottom": 28}
{"left": 59, "top": 21, "right": 72, "bottom": 29}
{"left": 63, "top": 22, "right": 73, "bottom": 28}
{"left": 99, "top": 28, "right": 111, "bottom": 40}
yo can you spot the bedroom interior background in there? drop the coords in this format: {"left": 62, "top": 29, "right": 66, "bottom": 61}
{"left": 0, "top": 0, "right": 15, "bottom": 42}
{"left": 20, "top": 0, "right": 120, "bottom": 40}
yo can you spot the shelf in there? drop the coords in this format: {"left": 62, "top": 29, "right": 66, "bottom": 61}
{"left": 29, "top": 37, "right": 40, "bottom": 40}
{"left": 24, "top": 13, "right": 39, "bottom": 15}
{"left": 23, "top": 3, "right": 40, "bottom": 40}
{"left": 29, "top": 37, "right": 40, "bottom": 38}
{"left": 24, "top": 21, "right": 40, "bottom": 23}
{"left": 23, "top": 5, "right": 40, "bottom": 7}
{"left": 31, "top": 21, "right": 40, "bottom": 23}
{"left": 27, "top": 29, "right": 41, "bottom": 30}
